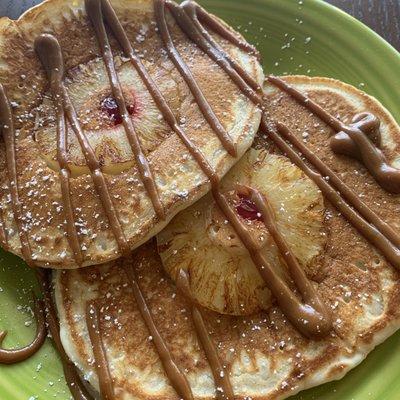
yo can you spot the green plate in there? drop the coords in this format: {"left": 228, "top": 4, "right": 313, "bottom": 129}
{"left": 1, "top": 0, "right": 399, "bottom": 399}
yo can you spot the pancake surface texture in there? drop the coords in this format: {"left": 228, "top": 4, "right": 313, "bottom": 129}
{"left": 55, "top": 77, "right": 400, "bottom": 399}
{"left": 0, "top": 0, "right": 263, "bottom": 268}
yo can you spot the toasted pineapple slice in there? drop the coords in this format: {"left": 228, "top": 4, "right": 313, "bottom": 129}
{"left": 157, "top": 149, "right": 326, "bottom": 315}
{"left": 34, "top": 57, "right": 178, "bottom": 176}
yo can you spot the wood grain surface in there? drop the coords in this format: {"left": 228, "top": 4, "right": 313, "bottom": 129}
{"left": 0, "top": 0, "right": 399, "bottom": 51}
{"left": 326, "top": 0, "right": 400, "bottom": 51}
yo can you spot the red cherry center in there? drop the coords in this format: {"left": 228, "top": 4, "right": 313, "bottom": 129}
{"left": 100, "top": 96, "right": 135, "bottom": 126}
{"left": 236, "top": 194, "right": 263, "bottom": 222}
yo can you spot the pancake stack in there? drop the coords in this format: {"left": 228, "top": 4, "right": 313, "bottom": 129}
{"left": 0, "top": 1, "right": 400, "bottom": 400}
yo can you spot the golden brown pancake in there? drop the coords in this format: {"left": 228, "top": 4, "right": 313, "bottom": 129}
{"left": 0, "top": 0, "right": 263, "bottom": 268}
{"left": 54, "top": 238, "right": 400, "bottom": 400}
{"left": 54, "top": 77, "right": 400, "bottom": 399}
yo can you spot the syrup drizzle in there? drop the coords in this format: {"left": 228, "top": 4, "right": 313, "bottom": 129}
{"left": 98, "top": 0, "right": 219, "bottom": 186}
{"left": 177, "top": 269, "right": 234, "bottom": 400}
{"left": 124, "top": 261, "right": 193, "bottom": 400}
{"left": 86, "top": 301, "right": 114, "bottom": 400}
{"left": 264, "top": 76, "right": 400, "bottom": 267}
{"left": 330, "top": 112, "right": 382, "bottom": 158}
{"left": 0, "top": 294, "right": 46, "bottom": 364}
{"left": 34, "top": 34, "right": 130, "bottom": 256}
{"left": 86, "top": 0, "right": 165, "bottom": 220}
{"left": 268, "top": 75, "right": 400, "bottom": 194}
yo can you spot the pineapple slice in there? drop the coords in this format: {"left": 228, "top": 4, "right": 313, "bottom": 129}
{"left": 157, "top": 149, "right": 326, "bottom": 315}
{"left": 34, "top": 57, "right": 178, "bottom": 177}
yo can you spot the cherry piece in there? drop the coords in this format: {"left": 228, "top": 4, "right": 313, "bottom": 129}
{"left": 100, "top": 96, "right": 135, "bottom": 126}
{"left": 235, "top": 194, "right": 263, "bottom": 222}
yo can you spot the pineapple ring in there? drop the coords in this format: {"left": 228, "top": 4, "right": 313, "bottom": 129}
{"left": 157, "top": 149, "right": 327, "bottom": 316}
{"left": 34, "top": 57, "right": 179, "bottom": 177}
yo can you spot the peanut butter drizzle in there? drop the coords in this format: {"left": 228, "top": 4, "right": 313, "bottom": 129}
{"left": 330, "top": 112, "right": 382, "bottom": 158}
{"left": 124, "top": 262, "right": 193, "bottom": 400}
{"left": 213, "top": 186, "right": 332, "bottom": 338}
{"left": 180, "top": 1, "right": 260, "bottom": 60}
{"left": 34, "top": 36, "right": 83, "bottom": 266}
{"left": 177, "top": 269, "right": 234, "bottom": 400}
{"left": 0, "top": 85, "right": 33, "bottom": 264}
{"left": 97, "top": 0, "right": 219, "bottom": 184}
{"left": 99, "top": 0, "right": 331, "bottom": 341}
{"left": 268, "top": 75, "right": 400, "bottom": 194}
{"left": 85, "top": 0, "right": 165, "bottom": 220}
{"left": 262, "top": 118, "right": 400, "bottom": 269}
{"left": 272, "top": 118, "right": 400, "bottom": 250}
{"left": 0, "top": 294, "right": 46, "bottom": 364}
{"left": 149, "top": 4, "right": 330, "bottom": 338}
{"left": 36, "top": 270, "right": 93, "bottom": 400}
{"left": 154, "top": 0, "right": 237, "bottom": 157}
{"left": 167, "top": 1, "right": 263, "bottom": 105}
{"left": 12, "top": 2, "right": 339, "bottom": 397}
{"left": 181, "top": 1, "right": 261, "bottom": 90}
{"left": 250, "top": 188, "right": 332, "bottom": 329}
{"left": 86, "top": 301, "right": 115, "bottom": 400}
{"left": 34, "top": 34, "right": 130, "bottom": 256}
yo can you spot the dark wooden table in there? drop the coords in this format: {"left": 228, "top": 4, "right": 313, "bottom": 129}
{"left": 326, "top": 0, "right": 400, "bottom": 51}
{"left": 0, "top": 0, "right": 399, "bottom": 51}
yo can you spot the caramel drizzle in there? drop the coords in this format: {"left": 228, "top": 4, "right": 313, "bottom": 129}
{"left": 36, "top": 270, "right": 93, "bottom": 400}
{"left": 86, "top": 301, "right": 114, "bottom": 400}
{"left": 124, "top": 261, "right": 193, "bottom": 400}
{"left": 268, "top": 75, "right": 400, "bottom": 194}
{"left": 85, "top": 0, "right": 165, "bottom": 220}
{"left": 154, "top": 0, "right": 237, "bottom": 157}
{"left": 177, "top": 269, "right": 234, "bottom": 400}
{"left": 262, "top": 119, "right": 400, "bottom": 270}
{"left": 0, "top": 294, "right": 46, "bottom": 364}
{"left": 34, "top": 34, "right": 130, "bottom": 256}
{"left": 0, "top": 85, "right": 33, "bottom": 264}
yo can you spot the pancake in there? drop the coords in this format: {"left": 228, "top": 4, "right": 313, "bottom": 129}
{"left": 0, "top": 0, "right": 263, "bottom": 269}
{"left": 54, "top": 76, "right": 400, "bottom": 399}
